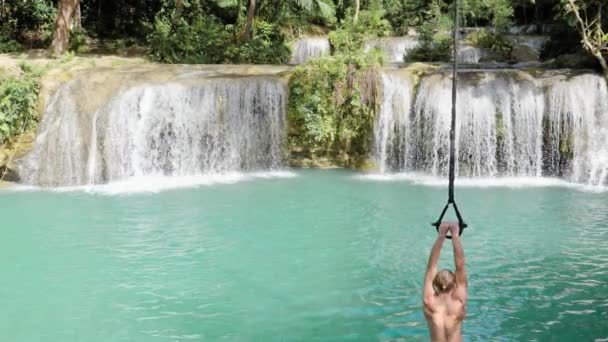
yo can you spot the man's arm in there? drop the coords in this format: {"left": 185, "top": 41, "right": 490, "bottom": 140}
{"left": 451, "top": 227, "right": 467, "bottom": 303}
{"left": 423, "top": 225, "right": 448, "bottom": 307}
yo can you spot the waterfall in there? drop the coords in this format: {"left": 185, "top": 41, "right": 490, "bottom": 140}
{"left": 544, "top": 74, "right": 608, "bottom": 186}
{"left": 374, "top": 69, "right": 608, "bottom": 186}
{"left": 457, "top": 45, "right": 485, "bottom": 64}
{"left": 507, "top": 35, "right": 550, "bottom": 62}
{"left": 364, "top": 37, "right": 419, "bottom": 63}
{"left": 21, "top": 74, "right": 287, "bottom": 186}
{"left": 290, "top": 37, "right": 331, "bottom": 64}
{"left": 373, "top": 72, "right": 413, "bottom": 173}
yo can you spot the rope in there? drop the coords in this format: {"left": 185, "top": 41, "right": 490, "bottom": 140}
{"left": 449, "top": 0, "right": 459, "bottom": 204}
{"left": 431, "top": 0, "right": 467, "bottom": 238}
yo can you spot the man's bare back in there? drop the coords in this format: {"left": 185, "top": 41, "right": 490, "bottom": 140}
{"left": 423, "top": 223, "right": 467, "bottom": 342}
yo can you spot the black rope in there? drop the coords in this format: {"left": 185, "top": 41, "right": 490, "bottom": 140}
{"left": 449, "top": 0, "right": 458, "bottom": 204}
{"left": 431, "top": 0, "right": 467, "bottom": 239}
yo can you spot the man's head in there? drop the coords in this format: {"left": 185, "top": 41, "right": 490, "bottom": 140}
{"left": 433, "top": 269, "right": 455, "bottom": 294}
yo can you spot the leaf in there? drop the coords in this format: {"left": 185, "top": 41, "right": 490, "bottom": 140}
{"left": 295, "top": 0, "right": 314, "bottom": 11}
{"left": 316, "top": 0, "right": 336, "bottom": 20}
{"left": 216, "top": 0, "right": 239, "bottom": 8}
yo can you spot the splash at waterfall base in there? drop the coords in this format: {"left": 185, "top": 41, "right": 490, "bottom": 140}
{"left": 3, "top": 57, "right": 608, "bottom": 188}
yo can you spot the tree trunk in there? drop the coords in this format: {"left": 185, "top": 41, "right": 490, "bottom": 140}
{"left": 73, "top": 1, "right": 81, "bottom": 30}
{"left": 243, "top": 0, "right": 256, "bottom": 40}
{"left": 51, "top": 0, "right": 79, "bottom": 56}
{"left": 172, "top": 0, "right": 184, "bottom": 24}
{"left": 354, "top": 0, "right": 360, "bottom": 23}
{"left": 594, "top": 52, "right": 608, "bottom": 84}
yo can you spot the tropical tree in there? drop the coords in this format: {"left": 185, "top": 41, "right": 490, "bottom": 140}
{"left": 217, "top": 0, "right": 335, "bottom": 39}
{"left": 562, "top": 0, "right": 608, "bottom": 81}
{"left": 51, "top": 0, "right": 80, "bottom": 55}
{"left": 294, "top": 0, "right": 336, "bottom": 21}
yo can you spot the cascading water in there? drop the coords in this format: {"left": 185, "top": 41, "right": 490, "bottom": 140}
{"left": 544, "top": 74, "right": 608, "bottom": 186}
{"left": 457, "top": 45, "right": 485, "bottom": 63}
{"left": 289, "top": 37, "right": 331, "bottom": 64}
{"left": 373, "top": 72, "right": 413, "bottom": 173}
{"left": 21, "top": 69, "right": 287, "bottom": 187}
{"left": 364, "top": 37, "right": 419, "bottom": 63}
{"left": 374, "top": 69, "right": 608, "bottom": 186}
{"left": 507, "top": 35, "right": 550, "bottom": 62}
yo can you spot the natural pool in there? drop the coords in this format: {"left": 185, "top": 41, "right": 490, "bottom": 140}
{"left": 1, "top": 170, "right": 607, "bottom": 341}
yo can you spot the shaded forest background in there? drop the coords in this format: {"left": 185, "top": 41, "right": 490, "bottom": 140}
{"left": 0, "top": 0, "right": 605, "bottom": 66}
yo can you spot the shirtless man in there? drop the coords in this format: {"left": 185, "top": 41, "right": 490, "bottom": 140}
{"left": 423, "top": 223, "right": 467, "bottom": 342}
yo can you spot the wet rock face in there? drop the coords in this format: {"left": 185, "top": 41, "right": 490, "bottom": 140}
{"left": 507, "top": 35, "right": 550, "bottom": 62}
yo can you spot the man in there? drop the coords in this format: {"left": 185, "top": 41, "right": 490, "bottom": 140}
{"left": 423, "top": 223, "right": 467, "bottom": 342}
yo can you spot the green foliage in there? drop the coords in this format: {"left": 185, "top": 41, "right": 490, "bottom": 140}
{"left": 0, "top": 36, "right": 22, "bottom": 53}
{"left": 406, "top": 35, "right": 451, "bottom": 63}
{"left": 467, "top": 29, "right": 513, "bottom": 60}
{"left": 358, "top": 1, "right": 392, "bottom": 37}
{"left": 224, "top": 21, "right": 291, "bottom": 64}
{"left": 0, "top": 0, "right": 56, "bottom": 48}
{"left": 559, "top": 0, "right": 608, "bottom": 67}
{"left": 405, "top": 8, "right": 451, "bottom": 63}
{"left": 147, "top": 3, "right": 290, "bottom": 64}
{"left": 148, "top": 11, "right": 229, "bottom": 63}
{"left": 294, "top": 0, "right": 336, "bottom": 22}
{"left": 381, "top": 0, "right": 428, "bottom": 33}
{"left": 328, "top": 20, "right": 366, "bottom": 55}
{"left": 69, "top": 29, "right": 89, "bottom": 53}
{"left": 288, "top": 52, "right": 382, "bottom": 162}
{"left": 459, "top": 0, "right": 513, "bottom": 30}
{"left": 329, "top": 2, "right": 392, "bottom": 55}
{"left": 0, "top": 64, "right": 40, "bottom": 143}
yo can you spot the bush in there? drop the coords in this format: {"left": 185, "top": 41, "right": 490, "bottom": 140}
{"left": 147, "top": 10, "right": 289, "bottom": 64}
{"left": 329, "top": 2, "right": 392, "bottom": 56}
{"left": 69, "top": 29, "right": 89, "bottom": 53}
{"left": 466, "top": 29, "right": 513, "bottom": 60}
{"left": 288, "top": 52, "right": 383, "bottom": 164}
{"left": 0, "top": 0, "right": 56, "bottom": 48}
{"left": 223, "top": 21, "right": 290, "bottom": 64}
{"left": 405, "top": 23, "right": 451, "bottom": 62}
{"left": 0, "top": 36, "right": 22, "bottom": 53}
{"left": 404, "top": 1, "right": 452, "bottom": 62}
{"left": 0, "top": 64, "right": 40, "bottom": 143}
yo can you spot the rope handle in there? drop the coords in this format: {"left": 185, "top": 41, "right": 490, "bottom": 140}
{"left": 431, "top": 201, "right": 467, "bottom": 240}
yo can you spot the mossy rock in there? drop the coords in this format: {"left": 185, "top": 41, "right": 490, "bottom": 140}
{"left": 547, "top": 52, "right": 600, "bottom": 70}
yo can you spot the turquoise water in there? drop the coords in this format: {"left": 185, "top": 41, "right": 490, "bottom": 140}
{"left": 1, "top": 170, "right": 607, "bottom": 341}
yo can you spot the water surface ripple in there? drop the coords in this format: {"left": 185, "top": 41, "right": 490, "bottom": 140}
{"left": 1, "top": 170, "right": 606, "bottom": 341}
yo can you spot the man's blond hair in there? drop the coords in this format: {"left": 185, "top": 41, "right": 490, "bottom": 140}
{"left": 432, "top": 269, "right": 455, "bottom": 294}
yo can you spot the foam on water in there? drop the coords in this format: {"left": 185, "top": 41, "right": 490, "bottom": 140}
{"left": 355, "top": 173, "right": 608, "bottom": 193}
{"left": 7, "top": 171, "right": 297, "bottom": 195}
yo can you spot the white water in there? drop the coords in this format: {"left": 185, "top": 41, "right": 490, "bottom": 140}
{"left": 22, "top": 76, "right": 287, "bottom": 186}
{"left": 544, "top": 74, "right": 608, "bottom": 186}
{"left": 508, "top": 35, "right": 549, "bottom": 52}
{"left": 9, "top": 171, "right": 297, "bottom": 195}
{"left": 457, "top": 45, "right": 485, "bottom": 63}
{"left": 290, "top": 37, "right": 331, "bottom": 64}
{"left": 356, "top": 173, "right": 608, "bottom": 193}
{"left": 373, "top": 72, "right": 413, "bottom": 173}
{"left": 364, "top": 37, "right": 419, "bottom": 63}
{"left": 374, "top": 70, "right": 608, "bottom": 187}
